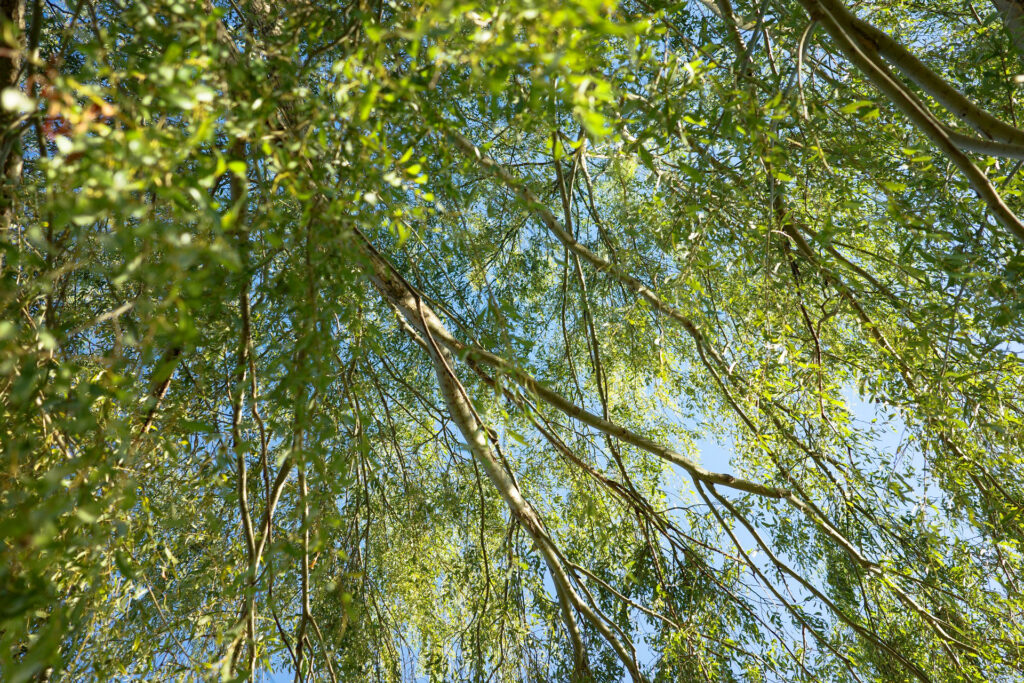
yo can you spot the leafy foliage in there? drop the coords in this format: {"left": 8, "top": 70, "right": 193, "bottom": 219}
{"left": 2, "top": 0, "right": 1024, "bottom": 681}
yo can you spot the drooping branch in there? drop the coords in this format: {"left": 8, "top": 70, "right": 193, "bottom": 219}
{"left": 353, "top": 228, "right": 995, "bottom": 668}
{"left": 358, "top": 231, "right": 644, "bottom": 681}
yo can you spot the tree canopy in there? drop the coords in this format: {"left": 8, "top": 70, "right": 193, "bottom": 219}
{"left": 3, "top": 0, "right": 1024, "bottom": 680}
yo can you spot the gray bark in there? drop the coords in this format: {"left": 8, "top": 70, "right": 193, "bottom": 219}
{"left": 994, "top": 0, "right": 1024, "bottom": 59}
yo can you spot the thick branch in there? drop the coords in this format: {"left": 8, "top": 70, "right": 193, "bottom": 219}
{"left": 797, "top": 0, "right": 1024, "bottom": 243}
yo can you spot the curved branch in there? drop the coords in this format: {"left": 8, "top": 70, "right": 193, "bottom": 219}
{"left": 815, "top": 0, "right": 1024, "bottom": 146}
{"left": 796, "top": 0, "right": 1024, "bottom": 243}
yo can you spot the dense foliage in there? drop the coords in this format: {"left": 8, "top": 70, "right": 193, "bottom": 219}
{"left": 3, "top": 0, "right": 1024, "bottom": 680}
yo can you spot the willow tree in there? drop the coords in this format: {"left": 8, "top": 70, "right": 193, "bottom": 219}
{"left": 2, "top": 0, "right": 1023, "bottom": 680}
